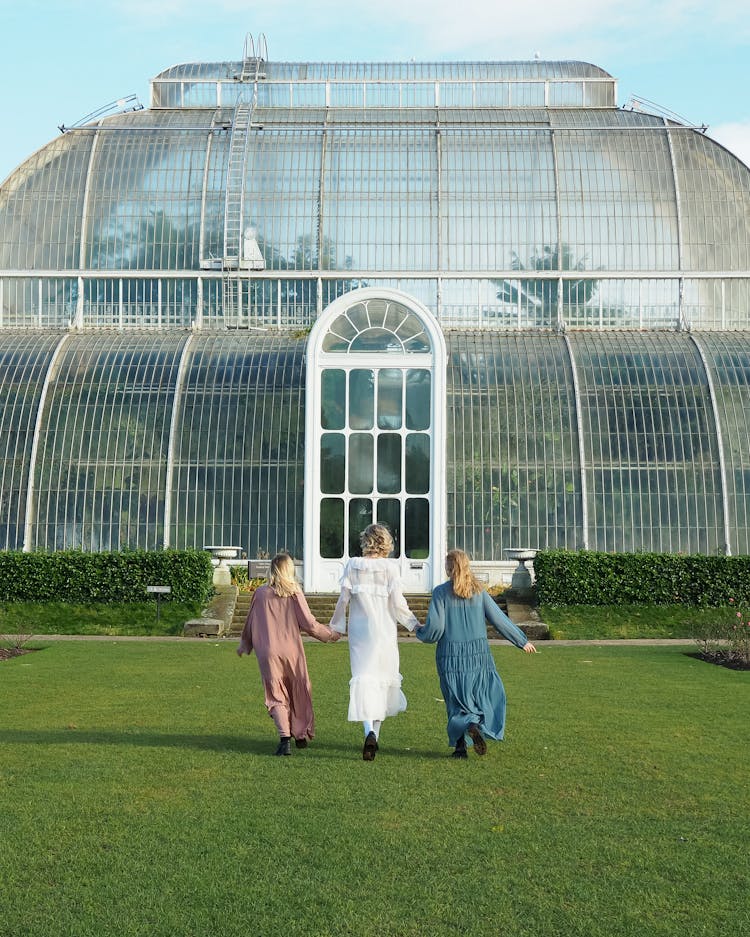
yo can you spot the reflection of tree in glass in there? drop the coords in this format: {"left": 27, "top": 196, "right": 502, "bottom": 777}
{"left": 494, "top": 245, "right": 599, "bottom": 322}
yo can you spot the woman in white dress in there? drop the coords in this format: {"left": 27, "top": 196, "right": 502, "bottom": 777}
{"left": 330, "top": 524, "right": 419, "bottom": 760}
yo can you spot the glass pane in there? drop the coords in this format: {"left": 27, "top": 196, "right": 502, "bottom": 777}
{"left": 377, "top": 499, "right": 400, "bottom": 556}
{"left": 378, "top": 369, "right": 403, "bottom": 429}
{"left": 349, "top": 369, "right": 374, "bottom": 429}
{"left": 405, "top": 433, "right": 430, "bottom": 494}
{"left": 349, "top": 433, "right": 374, "bottom": 494}
{"left": 320, "top": 433, "right": 345, "bottom": 494}
{"left": 377, "top": 433, "right": 402, "bottom": 494}
{"left": 351, "top": 328, "right": 402, "bottom": 352}
{"left": 405, "top": 498, "right": 430, "bottom": 558}
{"left": 406, "top": 369, "right": 431, "bottom": 430}
{"left": 320, "top": 498, "right": 344, "bottom": 558}
{"left": 348, "top": 498, "right": 372, "bottom": 557}
{"left": 321, "top": 369, "right": 345, "bottom": 429}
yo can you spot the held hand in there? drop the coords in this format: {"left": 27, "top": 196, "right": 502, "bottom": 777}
{"left": 329, "top": 631, "right": 342, "bottom": 642}
{"left": 523, "top": 642, "right": 537, "bottom": 654}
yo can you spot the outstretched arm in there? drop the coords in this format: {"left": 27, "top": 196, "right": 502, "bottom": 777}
{"left": 414, "top": 588, "right": 446, "bottom": 644}
{"left": 329, "top": 587, "right": 351, "bottom": 634}
{"left": 483, "top": 592, "right": 534, "bottom": 650}
{"left": 292, "top": 592, "right": 340, "bottom": 642}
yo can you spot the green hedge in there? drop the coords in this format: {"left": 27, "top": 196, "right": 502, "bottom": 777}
{"left": 534, "top": 549, "right": 750, "bottom": 607}
{"left": 0, "top": 550, "right": 213, "bottom": 604}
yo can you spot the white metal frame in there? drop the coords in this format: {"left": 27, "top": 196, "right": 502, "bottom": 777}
{"left": 303, "top": 287, "right": 447, "bottom": 593}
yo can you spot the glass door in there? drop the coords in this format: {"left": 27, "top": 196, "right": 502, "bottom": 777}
{"left": 304, "top": 290, "right": 446, "bottom": 593}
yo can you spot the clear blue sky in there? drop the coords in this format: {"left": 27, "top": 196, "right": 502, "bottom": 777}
{"left": 1, "top": 0, "right": 749, "bottom": 183}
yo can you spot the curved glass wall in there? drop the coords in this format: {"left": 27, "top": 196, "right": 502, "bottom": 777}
{"left": 169, "top": 333, "right": 304, "bottom": 556}
{"left": 0, "top": 333, "right": 63, "bottom": 548}
{"left": 31, "top": 332, "right": 187, "bottom": 550}
{"left": 3, "top": 81, "right": 750, "bottom": 331}
{"left": 5, "top": 329, "right": 750, "bottom": 557}
{"left": 447, "top": 332, "right": 582, "bottom": 558}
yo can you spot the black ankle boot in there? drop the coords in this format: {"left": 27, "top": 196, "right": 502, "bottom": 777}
{"left": 275, "top": 737, "right": 291, "bottom": 756}
{"left": 451, "top": 738, "right": 468, "bottom": 759}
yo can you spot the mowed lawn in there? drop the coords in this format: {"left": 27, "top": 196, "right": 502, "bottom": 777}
{"left": 1, "top": 639, "right": 748, "bottom": 937}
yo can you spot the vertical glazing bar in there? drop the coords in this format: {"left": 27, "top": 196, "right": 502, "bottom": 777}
{"left": 690, "top": 334, "right": 731, "bottom": 554}
{"left": 162, "top": 333, "right": 194, "bottom": 548}
{"left": 195, "top": 277, "right": 203, "bottom": 329}
{"left": 198, "top": 123, "right": 214, "bottom": 263}
{"left": 23, "top": 334, "right": 70, "bottom": 551}
{"left": 562, "top": 334, "right": 589, "bottom": 549}
{"left": 76, "top": 125, "right": 101, "bottom": 327}
{"left": 665, "top": 124, "right": 683, "bottom": 274}
{"left": 119, "top": 278, "right": 124, "bottom": 330}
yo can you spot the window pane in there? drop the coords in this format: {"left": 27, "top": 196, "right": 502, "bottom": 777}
{"left": 349, "top": 433, "right": 374, "bottom": 494}
{"left": 406, "top": 369, "right": 431, "bottom": 430}
{"left": 320, "top": 433, "right": 345, "bottom": 493}
{"left": 405, "top": 498, "right": 430, "bottom": 558}
{"left": 406, "top": 433, "right": 430, "bottom": 494}
{"left": 378, "top": 369, "right": 403, "bottom": 429}
{"left": 348, "top": 498, "right": 372, "bottom": 556}
{"left": 321, "top": 369, "right": 345, "bottom": 429}
{"left": 349, "top": 369, "right": 374, "bottom": 429}
{"left": 377, "top": 498, "right": 401, "bottom": 556}
{"left": 320, "top": 497, "right": 344, "bottom": 558}
{"left": 377, "top": 433, "right": 402, "bottom": 494}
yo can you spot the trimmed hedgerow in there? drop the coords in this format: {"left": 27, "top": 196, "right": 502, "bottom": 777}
{"left": 534, "top": 549, "right": 750, "bottom": 607}
{"left": 0, "top": 550, "right": 213, "bottom": 604}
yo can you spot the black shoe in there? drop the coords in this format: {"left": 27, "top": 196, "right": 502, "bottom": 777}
{"left": 294, "top": 738, "right": 308, "bottom": 749}
{"left": 274, "top": 737, "right": 291, "bottom": 756}
{"left": 468, "top": 724, "right": 487, "bottom": 756}
{"left": 451, "top": 746, "right": 468, "bottom": 759}
{"left": 362, "top": 731, "right": 378, "bottom": 761}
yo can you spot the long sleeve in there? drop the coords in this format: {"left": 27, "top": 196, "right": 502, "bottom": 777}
{"left": 329, "top": 586, "right": 351, "bottom": 634}
{"left": 387, "top": 573, "right": 419, "bottom": 631}
{"left": 415, "top": 587, "right": 446, "bottom": 644}
{"left": 483, "top": 592, "right": 529, "bottom": 648}
{"left": 237, "top": 598, "right": 255, "bottom": 656}
{"left": 292, "top": 591, "right": 337, "bottom": 642}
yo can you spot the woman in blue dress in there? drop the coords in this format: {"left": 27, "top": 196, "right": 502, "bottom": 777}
{"left": 416, "top": 549, "right": 537, "bottom": 758}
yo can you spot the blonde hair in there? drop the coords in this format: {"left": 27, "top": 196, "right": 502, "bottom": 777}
{"left": 360, "top": 523, "right": 394, "bottom": 558}
{"left": 446, "top": 549, "right": 483, "bottom": 599}
{"left": 268, "top": 553, "right": 299, "bottom": 597}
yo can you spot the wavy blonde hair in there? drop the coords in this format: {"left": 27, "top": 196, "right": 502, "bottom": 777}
{"left": 360, "top": 523, "right": 394, "bottom": 558}
{"left": 268, "top": 552, "right": 299, "bottom": 597}
{"left": 446, "top": 549, "right": 483, "bottom": 599}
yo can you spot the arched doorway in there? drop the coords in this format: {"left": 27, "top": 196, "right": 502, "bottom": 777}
{"left": 303, "top": 288, "right": 446, "bottom": 593}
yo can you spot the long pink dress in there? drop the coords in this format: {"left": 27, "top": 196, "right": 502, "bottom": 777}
{"left": 237, "top": 585, "right": 336, "bottom": 741}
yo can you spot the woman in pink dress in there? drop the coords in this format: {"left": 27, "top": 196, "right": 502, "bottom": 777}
{"left": 237, "top": 553, "right": 340, "bottom": 755}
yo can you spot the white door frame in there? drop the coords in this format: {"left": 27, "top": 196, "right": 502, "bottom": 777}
{"left": 303, "top": 287, "right": 447, "bottom": 593}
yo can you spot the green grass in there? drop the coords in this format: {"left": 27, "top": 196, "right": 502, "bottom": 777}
{"left": 0, "top": 600, "right": 201, "bottom": 637}
{"left": 540, "top": 603, "right": 739, "bottom": 640}
{"left": 1, "top": 640, "right": 748, "bottom": 936}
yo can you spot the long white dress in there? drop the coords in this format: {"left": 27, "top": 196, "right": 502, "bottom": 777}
{"left": 330, "top": 556, "right": 418, "bottom": 722}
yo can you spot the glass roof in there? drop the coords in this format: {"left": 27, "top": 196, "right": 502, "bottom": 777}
{"left": 154, "top": 60, "right": 613, "bottom": 82}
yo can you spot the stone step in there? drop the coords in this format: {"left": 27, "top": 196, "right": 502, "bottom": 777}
{"left": 227, "top": 590, "right": 547, "bottom": 640}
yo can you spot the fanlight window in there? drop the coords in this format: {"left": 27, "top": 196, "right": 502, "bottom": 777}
{"left": 321, "top": 298, "right": 431, "bottom": 353}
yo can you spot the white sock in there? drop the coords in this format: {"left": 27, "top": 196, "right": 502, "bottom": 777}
{"left": 373, "top": 720, "right": 382, "bottom": 739}
{"left": 363, "top": 720, "right": 373, "bottom": 736}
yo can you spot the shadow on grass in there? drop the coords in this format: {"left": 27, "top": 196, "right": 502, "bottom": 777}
{"left": 0, "top": 728, "right": 452, "bottom": 760}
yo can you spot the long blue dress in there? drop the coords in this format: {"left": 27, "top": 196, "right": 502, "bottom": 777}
{"left": 415, "top": 583, "right": 529, "bottom": 748}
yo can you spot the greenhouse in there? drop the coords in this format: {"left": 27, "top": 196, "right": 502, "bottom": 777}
{"left": 1, "top": 35, "right": 750, "bottom": 590}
